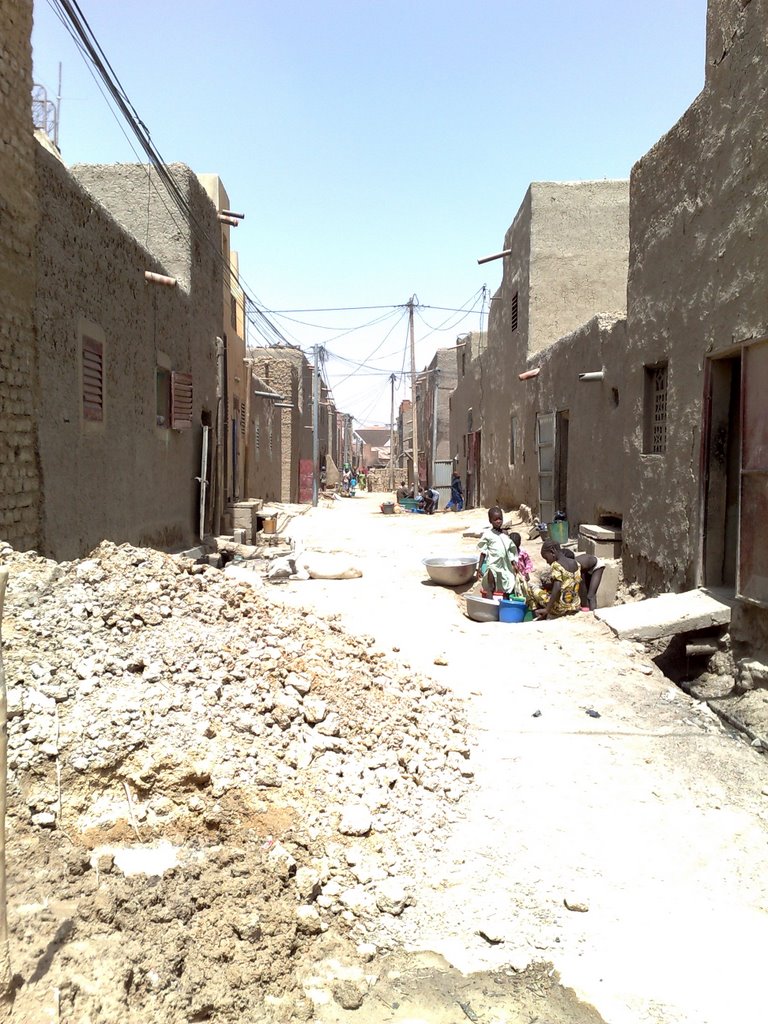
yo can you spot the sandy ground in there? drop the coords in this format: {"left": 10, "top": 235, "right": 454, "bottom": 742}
{"left": 272, "top": 492, "right": 768, "bottom": 1024}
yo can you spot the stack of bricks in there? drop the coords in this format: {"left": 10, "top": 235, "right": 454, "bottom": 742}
{"left": 228, "top": 500, "right": 263, "bottom": 543}
{"left": 0, "top": 0, "right": 41, "bottom": 551}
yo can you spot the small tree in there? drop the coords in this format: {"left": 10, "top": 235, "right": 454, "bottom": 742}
{"left": 0, "top": 568, "right": 11, "bottom": 994}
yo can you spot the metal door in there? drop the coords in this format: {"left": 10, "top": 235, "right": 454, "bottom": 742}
{"left": 537, "top": 412, "right": 556, "bottom": 524}
{"left": 432, "top": 459, "right": 453, "bottom": 509}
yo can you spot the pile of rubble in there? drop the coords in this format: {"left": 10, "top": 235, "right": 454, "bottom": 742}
{"left": 0, "top": 539, "right": 471, "bottom": 1022}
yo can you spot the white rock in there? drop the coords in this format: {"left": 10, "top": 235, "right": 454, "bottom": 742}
{"left": 339, "top": 885, "right": 376, "bottom": 917}
{"left": 285, "top": 671, "right": 312, "bottom": 695}
{"left": 339, "top": 804, "right": 372, "bottom": 836}
{"left": 303, "top": 696, "right": 328, "bottom": 724}
{"left": 296, "top": 904, "right": 323, "bottom": 934}
{"left": 375, "top": 877, "right": 412, "bottom": 916}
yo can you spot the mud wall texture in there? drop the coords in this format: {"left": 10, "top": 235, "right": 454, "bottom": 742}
{"left": 449, "top": 181, "right": 628, "bottom": 511}
{"left": 623, "top": 0, "right": 768, "bottom": 604}
{"left": 250, "top": 352, "right": 304, "bottom": 503}
{"left": 522, "top": 313, "right": 628, "bottom": 530}
{"left": 419, "top": 347, "right": 458, "bottom": 484}
{"left": 244, "top": 362, "right": 283, "bottom": 505}
{"left": 0, "top": 0, "right": 41, "bottom": 551}
{"left": 35, "top": 148, "right": 220, "bottom": 559}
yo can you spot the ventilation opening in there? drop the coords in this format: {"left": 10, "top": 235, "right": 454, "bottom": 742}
{"left": 598, "top": 514, "right": 623, "bottom": 529}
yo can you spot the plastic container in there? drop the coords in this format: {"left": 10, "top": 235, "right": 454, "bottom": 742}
{"left": 262, "top": 514, "right": 277, "bottom": 535}
{"left": 548, "top": 520, "right": 569, "bottom": 544}
{"left": 380, "top": 502, "right": 395, "bottom": 515}
{"left": 498, "top": 597, "right": 527, "bottom": 623}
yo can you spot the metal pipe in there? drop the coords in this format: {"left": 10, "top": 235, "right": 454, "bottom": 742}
{"left": 144, "top": 270, "right": 177, "bottom": 287}
{"left": 217, "top": 214, "right": 240, "bottom": 226}
{"left": 252, "top": 389, "right": 285, "bottom": 400}
{"left": 578, "top": 371, "right": 605, "bottom": 382}
{"left": 221, "top": 209, "right": 245, "bottom": 219}
{"left": 477, "top": 248, "right": 512, "bottom": 265}
{"left": 518, "top": 368, "right": 540, "bottom": 381}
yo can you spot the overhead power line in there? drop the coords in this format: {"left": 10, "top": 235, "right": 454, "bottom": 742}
{"left": 48, "top": 0, "right": 292, "bottom": 349}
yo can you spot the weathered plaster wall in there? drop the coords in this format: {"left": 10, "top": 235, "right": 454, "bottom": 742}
{"left": 245, "top": 371, "right": 282, "bottom": 504}
{"left": 450, "top": 181, "right": 629, "bottom": 511}
{"left": 0, "top": 0, "right": 41, "bottom": 550}
{"left": 528, "top": 181, "right": 629, "bottom": 354}
{"left": 250, "top": 351, "right": 306, "bottom": 502}
{"left": 36, "top": 147, "right": 219, "bottom": 559}
{"left": 419, "top": 347, "right": 458, "bottom": 484}
{"left": 623, "top": 0, "right": 767, "bottom": 603}
{"left": 523, "top": 314, "right": 628, "bottom": 528}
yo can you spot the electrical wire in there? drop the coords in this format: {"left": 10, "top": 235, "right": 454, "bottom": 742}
{"left": 49, "top": 0, "right": 293, "bottom": 349}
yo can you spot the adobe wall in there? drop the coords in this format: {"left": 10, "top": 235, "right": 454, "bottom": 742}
{"left": 250, "top": 352, "right": 301, "bottom": 502}
{"left": 623, "top": 0, "right": 768, "bottom": 604}
{"left": 420, "top": 347, "right": 458, "bottom": 483}
{"left": 524, "top": 314, "right": 628, "bottom": 529}
{"left": 468, "top": 192, "right": 533, "bottom": 507}
{"left": 0, "top": 0, "right": 41, "bottom": 550}
{"left": 528, "top": 181, "right": 629, "bottom": 355}
{"left": 35, "top": 146, "right": 219, "bottom": 559}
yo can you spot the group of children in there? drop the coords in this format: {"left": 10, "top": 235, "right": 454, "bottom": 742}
{"left": 476, "top": 506, "right": 604, "bottom": 619}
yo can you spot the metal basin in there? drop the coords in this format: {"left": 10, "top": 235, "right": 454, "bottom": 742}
{"left": 422, "top": 556, "right": 477, "bottom": 587}
{"left": 465, "top": 593, "right": 500, "bottom": 622}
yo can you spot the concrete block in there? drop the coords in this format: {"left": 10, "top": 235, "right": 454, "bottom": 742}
{"left": 595, "top": 558, "right": 620, "bottom": 609}
{"left": 579, "top": 533, "right": 622, "bottom": 559}
{"left": 595, "top": 589, "right": 733, "bottom": 641}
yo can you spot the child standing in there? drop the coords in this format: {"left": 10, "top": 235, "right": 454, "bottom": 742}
{"left": 510, "top": 532, "right": 533, "bottom": 580}
{"left": 476, "top": 507, "right": 519, "bottom": 597}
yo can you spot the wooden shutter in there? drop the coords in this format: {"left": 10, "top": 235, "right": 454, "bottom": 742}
{"left": 170, "top": 371, "right": 193, "bottom": 430}
{"left": 82, "top": 336, "right": 104, "bottom": 422}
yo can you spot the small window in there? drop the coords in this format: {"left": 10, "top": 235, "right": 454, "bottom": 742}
{"left": 240, "top": 401, "right": 246, "bottom": 439}
{"left": 269, "top": 426, "right": 273, "bottom": 455}
{"left": 82, "top": 335, "right": 104, "bottom": 422}
{"left": 643, "top": 362, "right": 668, "bottom": 454}
{"left": 510, "top": 291, "right": 519, "bottom": 333}
{"left": 467, "top": 408, "right": 473, "bottom": 435}
{"left": 230, "top": 293, "right": 238, "bottom": 330}
{"left": 255, "top": 423, "right": 260, "bottom": 453}
{"left": 461, "top": 351, "right": 466, "bottom": 376}
{"left": 509, "top": 414, "right": 518, "bottom": 466}
{"left": 170, "top": 371, "right": 193, "bottom": 430}
{"left": 156, "top": 368, "right": 171, "bottom": 427}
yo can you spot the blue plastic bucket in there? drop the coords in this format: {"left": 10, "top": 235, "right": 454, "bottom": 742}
{"left": 499, "top": 597, "right": 527, "bottom": 623}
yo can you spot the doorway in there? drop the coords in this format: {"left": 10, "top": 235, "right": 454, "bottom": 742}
{"left": 703, "top": 355, "right": 741, "bottom": 590}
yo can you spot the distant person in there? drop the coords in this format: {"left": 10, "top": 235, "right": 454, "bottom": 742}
{"left": 476, "top": 506, "right": 519, "bottom": 597}
{"left": 423, "top": 487, "right": 440, "bottom": 514}
{"left": 396, "top": 480, "right": 409, "bottom": 501}
{"left": 445, "top": 471, "right": 464, "bottom": 512}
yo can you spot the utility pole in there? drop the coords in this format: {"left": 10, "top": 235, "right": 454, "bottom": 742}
{"left": 388, "top": 373, "right": 396, "bottom": 491}
{"left": 312, "top": 344, "right": 320, "bottom": 507}
{"left": 408, "top": 295, "right": 419, "bottom": 489}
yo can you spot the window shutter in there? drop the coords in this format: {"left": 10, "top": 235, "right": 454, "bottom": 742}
{"left": 82, "top": 335, "right": 104, "bottom": 422}
{"left": 170, "top": 371, "right": 193, "bottom": 430}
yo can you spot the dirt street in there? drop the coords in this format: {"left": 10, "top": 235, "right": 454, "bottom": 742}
{"left": 276, "top": 492, "right": 768, "bottom": 1024}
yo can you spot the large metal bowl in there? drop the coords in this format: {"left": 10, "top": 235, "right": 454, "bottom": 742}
{"left": 465, "top": 593, "right": 501, "bottom": 622}
{"left": 422, "top": 556, "right": 477, "bottom": 587}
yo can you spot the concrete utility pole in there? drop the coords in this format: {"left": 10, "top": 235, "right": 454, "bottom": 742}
{"left": 312, "top": 345, "right": 320, "bottom": 508}
{"left": 408, "top": 296, "right": 419, "bottom": 488}
{"left": 388, "top": 373, "right": 395, "bottom": 491}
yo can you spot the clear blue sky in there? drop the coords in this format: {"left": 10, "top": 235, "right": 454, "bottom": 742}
{"left": 32, "top": 0, "right": 707, "bottom": 425}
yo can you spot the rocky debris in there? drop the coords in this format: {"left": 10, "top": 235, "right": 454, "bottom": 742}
{"left": 332, "top": 976, "right": 368, "bottom": 1010}
{"left": 0, "top": 538, "right": 471, "bottom": 1023}
{"left": 563, "top": 898, "right": 589, "bottom": 913}
{"left": 339, "top": 804, "right": 373, "bottom": 837}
